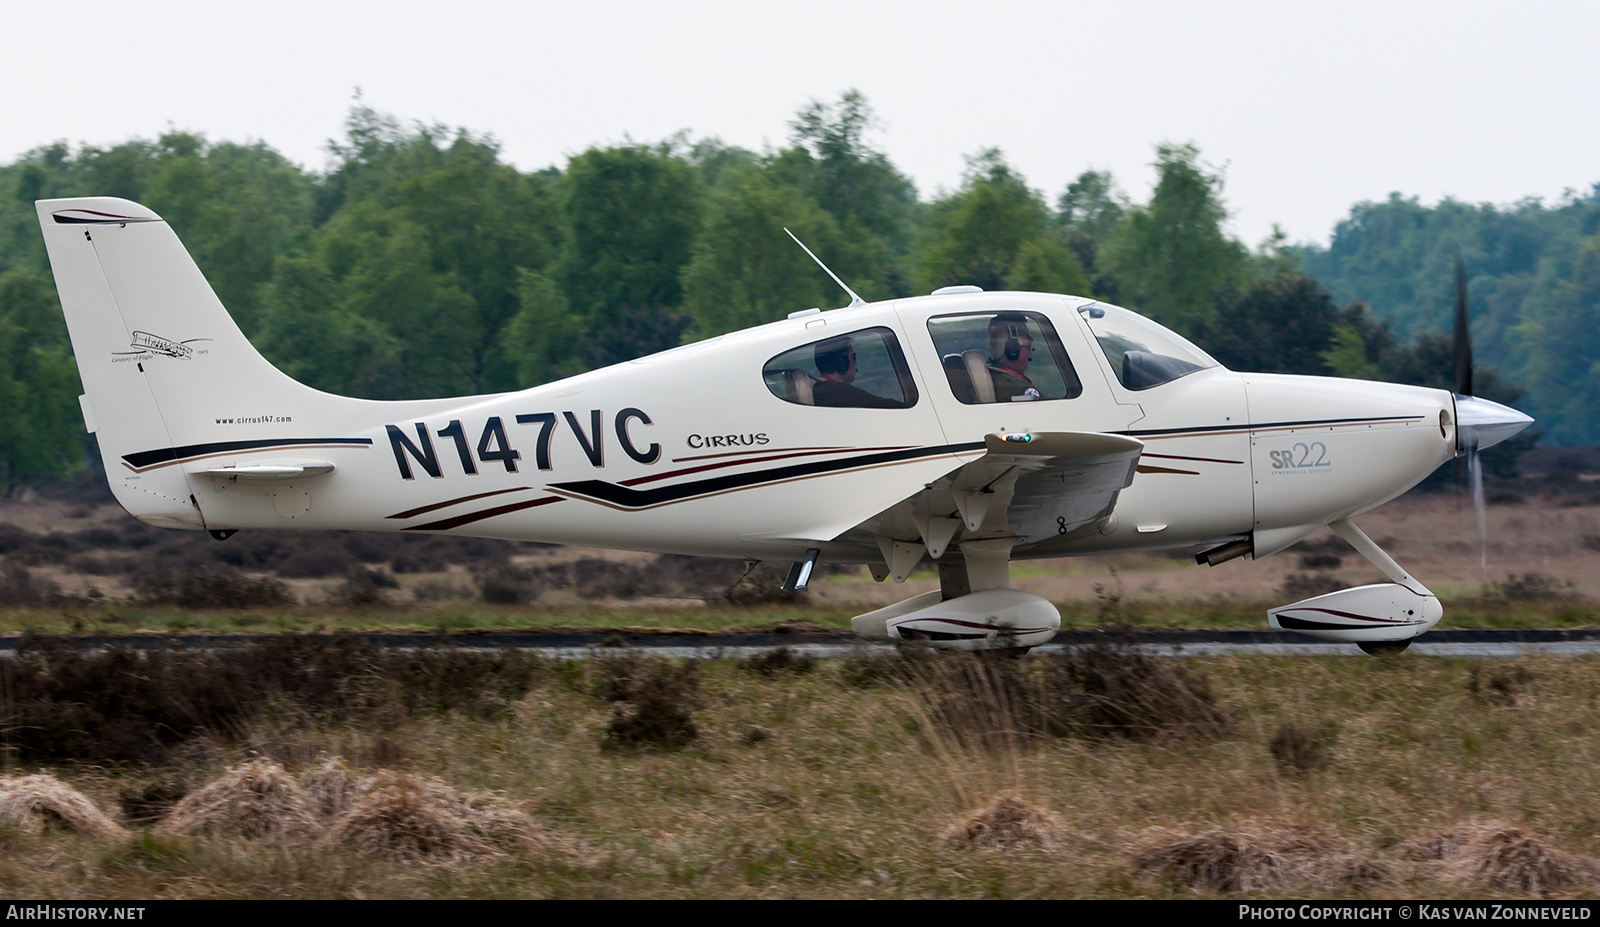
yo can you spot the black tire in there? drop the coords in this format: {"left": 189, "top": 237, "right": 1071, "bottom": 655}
{"left": 1358, "top": 639, "right": 1412, "bottom": 656}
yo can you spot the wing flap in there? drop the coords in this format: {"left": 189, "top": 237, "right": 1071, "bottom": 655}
{"left": 828, "top": 431, "right": 1144, "bottom": 562}
{"left": 970, "top": 432, "right": 1143, "bottom": 539}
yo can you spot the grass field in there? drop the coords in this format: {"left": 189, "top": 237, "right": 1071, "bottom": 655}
{"left": 4, "top": 641, "right": 1600, "bottom": 899}
{"left": 1, "top": 487, "right": 1596, "bottom": 636}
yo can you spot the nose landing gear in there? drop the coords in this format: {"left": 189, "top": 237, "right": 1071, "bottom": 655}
{"left": 1266, "top": 518, "right": 1441, "bottom": 655}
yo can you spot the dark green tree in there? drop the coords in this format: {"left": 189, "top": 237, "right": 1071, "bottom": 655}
{"left": 561, "top": 145, "right": 701, "bottom": 366}
{"left": 255, "top": 109, "right": 561, "bottom": 396}
{"left": 1513, "top": 232, "right": 1600, "bottom": 444}
{"left": 253, "top": 253, "right": 404, "bottom": 398}
{"left": 681, "top": 164, "right": 848, "bottom": 336}
{"left": 0, "top": 267, "right": 82, "bottom": 492}
{"left": 1102, "top": 144, "right": 1251, "bottom": 334}
{"left": 1197, "top": 273, "right": 1341, "bottom": 376}
{"left": 779, "top": 90, "right": 920, "bottom": 293}
{"left": 1056, "top": 169, "right": 1128, "bottom": 299}
{"left": 918, "top": 149, "right": 1086, "bottom": 295}
{"left": 495, "top": 268, "right": 587, "bottom": 387}
{"left": 1006, "top": 238, "right": 1092, "bottom": 296}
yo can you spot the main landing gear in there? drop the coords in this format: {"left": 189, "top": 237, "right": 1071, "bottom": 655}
{"left": 848, "top": 538, "right": 1059, "bottom": 652}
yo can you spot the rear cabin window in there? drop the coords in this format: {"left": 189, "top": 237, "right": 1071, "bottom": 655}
{"left": 926, "top": 311, "right": 1082, "bottom": 404}
{"left": 762, "top": 327, "right": 919, "bottom": 409}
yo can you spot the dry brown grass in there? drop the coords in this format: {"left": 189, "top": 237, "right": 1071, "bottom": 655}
{"left": 156, "top": 758, "right": 322, "bottom": 840}
{"left": 1130, "top": 819, "right": 1389, "bottom": 895}
{"left": 942, "top": 792, "right": 1064, "bottom": 851}
{"left": 300, "top": 758, "right": 362, "bottom": 820}
{"left": 1406, "top": 820, "right": 1600, "bottom": 895}
{"left": 1064, "top": 643, "right": 1232, "bottom": 739}
{"left": 3, "top": 652, "right": 1600, "bottom": 898}
{"left": 0, "top": 773, "right": 125, "bottom": 838}
{"left": 321, "top": 769, "right": 571, "bottom": 864}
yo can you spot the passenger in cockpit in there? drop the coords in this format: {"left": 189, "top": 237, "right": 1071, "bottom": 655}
{"left": 987, "top": 312, "right": 1042, "bottom": 401}
{"left": 812, "top": 336, "right": 901, "bottom": 408}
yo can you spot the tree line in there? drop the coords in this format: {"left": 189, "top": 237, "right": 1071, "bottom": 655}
{"left": 1, "top": 92, "right": 1580, "bottom": 492}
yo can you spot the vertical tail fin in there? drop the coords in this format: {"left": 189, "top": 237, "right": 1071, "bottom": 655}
{"left": 36, "top": 197, "right": 335, "bottom": 527}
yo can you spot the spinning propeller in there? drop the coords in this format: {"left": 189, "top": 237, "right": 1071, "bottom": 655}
{"left": 1449, "top": 245, "right": 1535, "bottom": 580}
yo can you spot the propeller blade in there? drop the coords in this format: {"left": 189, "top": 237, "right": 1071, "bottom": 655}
{"left": 1467, "top": 447, "right": 1487, "bottom": 583}
{"left": 1452, "top": 245, "right": 1491, "bottom": 581}
{"left": 1453, "top": 245, "right": 1473, "bottom": 397}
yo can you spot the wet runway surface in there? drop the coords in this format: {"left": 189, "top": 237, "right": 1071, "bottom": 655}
{"left": 4, "top": 627, "right": 1599, "bottom": 658}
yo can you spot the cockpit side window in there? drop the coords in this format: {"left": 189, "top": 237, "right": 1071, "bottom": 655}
{"left": 926, "top": 311, "right": 1082, "bottom": 404}
{"left": 762, "top": 327, "right": 919, "bottom": 409}
{"left": 1078, "top": 302, "right": 1220, "bottom": 390}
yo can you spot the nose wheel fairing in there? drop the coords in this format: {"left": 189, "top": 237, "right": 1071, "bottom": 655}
{"left": 1268, "top": 582, "right": 1442, "bottom": 642}
{"left": 1265, "top": 517, "right": 1442, "bottom": 645}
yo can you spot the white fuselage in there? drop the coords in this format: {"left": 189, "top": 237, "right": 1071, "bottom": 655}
{"left": 158, "top": 292, "right": 1455, "bottom": 564}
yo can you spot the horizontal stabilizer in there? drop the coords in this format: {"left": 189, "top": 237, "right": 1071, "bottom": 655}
{"left": 198, "top": 459, "right": 336, "bottom": 481}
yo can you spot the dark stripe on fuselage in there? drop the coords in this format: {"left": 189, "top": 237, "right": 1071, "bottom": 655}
{"left": 671, "top": 445, "right": 848, "bottom": 463}
{"left": 385, "top": 486, "right": 532, "bottom": 520}
{"left": 122, "top": 437, "right": 373, "bottom": 471}
{"left": 619, "top": 445, "right": 916, "bottom": 487}
{"left": 1141, "top": 452, "right": 1244, "bottom": 465}
{"left": 402, "top": 495, "right": 564, "bottom": 532}
{"left": 1119, "top": 415, "right": 1425, "bottom": 439}
{"left": 551, "top": 442, "right": 986, "bottom": 510}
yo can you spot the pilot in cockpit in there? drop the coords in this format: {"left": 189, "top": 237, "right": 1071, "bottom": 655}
{"left": 987, "top": 312, "right": 1042, "bottom": 401}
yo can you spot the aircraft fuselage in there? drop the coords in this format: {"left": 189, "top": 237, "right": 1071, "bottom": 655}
{"left": 154, "top": 292, "right": 1455, "bottom": 567}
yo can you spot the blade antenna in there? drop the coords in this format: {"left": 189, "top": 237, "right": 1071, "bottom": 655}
{"left": 784, "top": 228, "right": 865, "bottom": 308}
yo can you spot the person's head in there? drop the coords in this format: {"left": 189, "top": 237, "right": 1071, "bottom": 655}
{"left": 988, "top": 313, "right": 1033, "bottom": 369}
{"left": 814, "top": 337, "right": 856, "bottom": 381}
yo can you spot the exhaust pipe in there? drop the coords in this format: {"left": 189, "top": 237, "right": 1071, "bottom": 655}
{"left": 1196, "top": 537, "right": 1252, "bottom": 567}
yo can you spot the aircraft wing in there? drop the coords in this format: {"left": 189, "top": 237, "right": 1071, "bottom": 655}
{"left": 825, "top": 431, "right": 1145, "bottom": 578}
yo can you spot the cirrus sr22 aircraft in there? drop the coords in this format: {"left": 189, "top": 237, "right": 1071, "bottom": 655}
{"left": 36, "top": 197, "right": 1533, "bottom": 653}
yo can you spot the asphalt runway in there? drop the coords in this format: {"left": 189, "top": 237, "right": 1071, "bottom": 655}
{"left": 3, "top": 628, "right": 1599, "bottom": 658}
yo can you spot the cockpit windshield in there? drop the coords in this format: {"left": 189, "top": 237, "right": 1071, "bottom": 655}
{"left": 1078, "top": 302, "right": 1220, "bottom": 390}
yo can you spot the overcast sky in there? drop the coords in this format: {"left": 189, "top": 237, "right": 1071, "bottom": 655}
{"left": 5, "top": 0, "right": 1597, "bottom": 247}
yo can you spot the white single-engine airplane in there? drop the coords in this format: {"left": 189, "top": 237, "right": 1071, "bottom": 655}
{"left": 36, "top": 197, "right": 1533, "bottom": 653}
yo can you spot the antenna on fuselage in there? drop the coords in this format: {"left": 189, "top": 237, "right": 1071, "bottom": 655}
{"left": 784, "top": 227, "right": 865, "bottom": 308}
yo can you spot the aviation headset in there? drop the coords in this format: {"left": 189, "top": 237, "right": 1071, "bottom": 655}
{"left": 1004, "top": 325, "right": 1023, "bottom": 362}
{"left": 814, "top": 338, "right": 853, "bottom": 375}
{"left": 990, "top": 314, "right": 1029, "bottom": 363}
